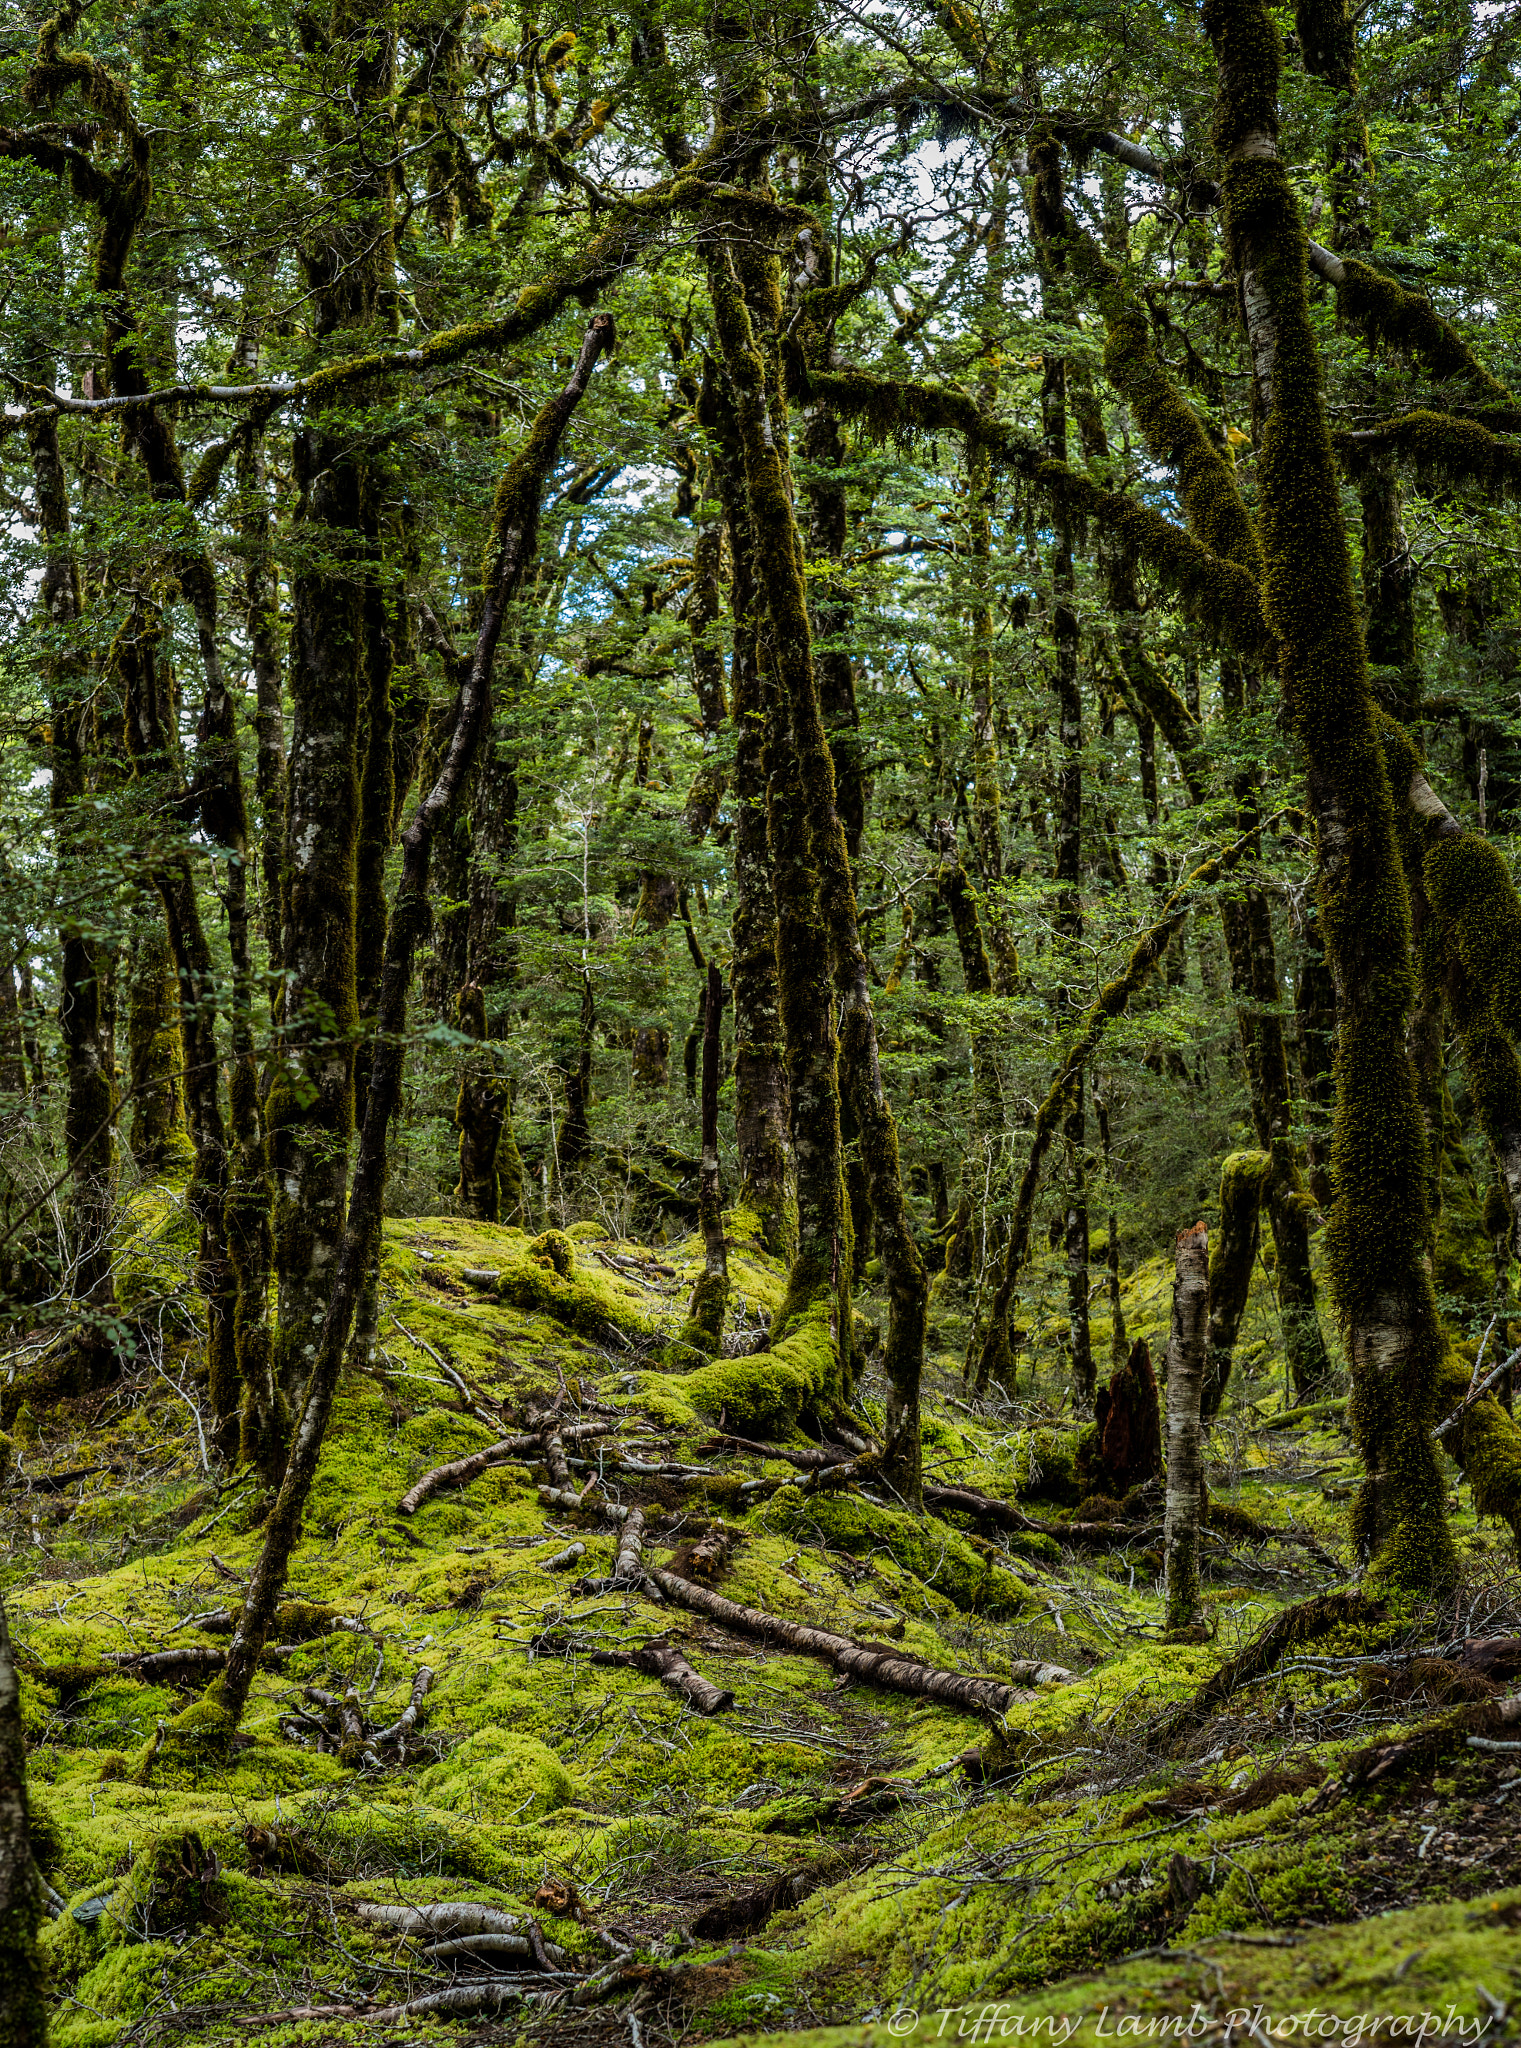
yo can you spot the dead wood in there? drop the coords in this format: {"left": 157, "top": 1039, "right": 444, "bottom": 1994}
{"left": 647, "top": 1567, "right": 1070, "bottom": 1715}
{"left": 1156, "top": 1589, "right": 1378, "bottom": 1742}
{"left": 399, "top": 1423, "right": 611, "bottom": 1514}
{"left": 537, "top": 1484, "right": 627, "bottom": 1519}
{"left": 355, "top": 1901, "right": 530, "bottom": 1939}
{"left": 591, "top": 1635, "right": 734, "bottom": 1713}
{"left": 286, "top": 1666, "right": 433, "bottom": 1764}
{"left": 704, "top": 1433, "right": 853, "bottom": 1469}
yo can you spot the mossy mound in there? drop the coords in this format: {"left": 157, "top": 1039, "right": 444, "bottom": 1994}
{"left": 686, "top": 1295, "right": 837, "bottom": 1434}
{"left": 417, "top": 1729, "right": 576, "bottom": 1821}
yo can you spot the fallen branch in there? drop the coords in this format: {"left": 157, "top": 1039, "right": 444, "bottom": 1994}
{"left": 573, "top": 1507, "right": 664, "bottom": 1598}
{"left": 924, "top": 1482, "right": 1338, "bottom": 1569}
{"left": 538, "top": 1485, "right": 631, "bottom": 1520}
{"left": 704, "top": 1433, "right": 854, "bottom": 1470}
{"left": 591, "top": 1635, "right": 734, "bottom": 1713}
{"left": 401, "top": 1423, "right": 612, "bottom": 1513}
{"left": 1435, "top": 1341, "right": 1521, "bottom": 1440}
{"left": 542, "top": 1542, "right": 586, "bottom": 1573}
{"left": 356, "top": 1901, "right": 532, "bottom": 1938}
{"left": 284, "top": 1666, "right": 434, "bottom": 1765}
{"left": 647, "top": 1567, "right": 1071, "bottom": 1716}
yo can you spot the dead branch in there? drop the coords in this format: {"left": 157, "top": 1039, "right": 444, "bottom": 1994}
{"left": 647, "top": 1567, "right": 1071, "bottom": 1716}
{"left": 400, "top": 1422, "right": 612, "bottom": 1513}
{"left": 591, "top": 1635, "right": 734, "bottom": 1713}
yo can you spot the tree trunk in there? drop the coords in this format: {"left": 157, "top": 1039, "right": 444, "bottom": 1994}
{"left": 1205, "top": 1150, "right": 1269, "bottom": 1416}
{"left": 682, "top": 961, "right": 730, "bottom": 1353}
{"left": 126, "top": 912, "right": 189, "bottom": 1171}
{"left": 709, "top": 243, "right": 927, "bottom": 1499}
{"left": 1206, "top": 0, "right": 1454, "bottom": 1588}
{"left": 0, "top": 1591, "right": 47, "bottom": 2048}
{"left": 703, "top": 376, "right": 793, "bottom": 1255}
{"left": 1164, "top": 1220, "right": 1210, "bottom": 1634}
{"left": 206, "top": 316, "right": 615, "bottom": 1737}
{"left": 26, "top": 401, "right": 118, "bottom": 1348}
{"left": 1217, "top": 660, "right": 1331, "bottom": 1400}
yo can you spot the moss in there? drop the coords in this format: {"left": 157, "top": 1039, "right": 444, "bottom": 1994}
{"left": 529, "top": 1227, "right": 576, "bottom": 1278}
{"left": 125, "top": 916, "right": 193, "bottom": 1172}
{"left": 417, "top": 1729, "right": 575, "bottom": 1821}
{"left": 1426, "top": 832, "right": 1521, "bottom": 1043}
{"left": 1208, "top": 0, "right": 1453, "bottom": 1590}
{"left": 765, "top": 1492, "right": 1027, "bottom": 1617}
{"left": 1205, "top": 1149, "right": 1269, "bottom": 1416}
{"left": 103, "top": 1828, "right": 227, "bottom": 1939}
{"left": 1338, "top": 258, "right": 1518, "bottom": 420}
{"left": 1013, "top": 1429, "right": 1080, "bottom": 1506}
{"left": 686, "top": 1294, "right": 837, "bottom": 1435}
{"left": 1436, "top": 1348, "right": 1521, "bottom": 1545}
{"left": 142, "top": 1697, "right": 236, "bottom": 1780}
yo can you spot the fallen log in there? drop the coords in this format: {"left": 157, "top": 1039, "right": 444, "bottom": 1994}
{"left": 705, "top": 1433, "right": 853, "bottom": 1470}
{"left": 924, "top": 1482, "right": 1338, "bottom": 1568}
{"left": 542, "top": 1541, "right": 586, "bottom": 1573}
{"left": 355, "top": 1902, "right": 530, "bottom": 1939}
{"left": 591, "top": 1635, "right": 733, "bottom": 1714}
{"left": 537, "top": 1485, "right": 630, "bottom": 1520}
{"left": 614, "top": 1506, "right": 647, "bottom": 1583}
{"left": 647, "top": 1568, "right": 1071, "bottom": 1717}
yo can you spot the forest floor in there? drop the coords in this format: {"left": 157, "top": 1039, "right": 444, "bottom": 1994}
{"left": 5, "top": 1181, "right": 1521, "bottom": 2048}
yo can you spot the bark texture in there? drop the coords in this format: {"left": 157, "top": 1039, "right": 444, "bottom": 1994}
{"left": 1163, "top": 1220, "right": 1210, "bottom": 1634}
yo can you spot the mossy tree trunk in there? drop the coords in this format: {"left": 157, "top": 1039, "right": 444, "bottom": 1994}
{"left": 682, "top": 960, "right": 730, "bottom": 1354}
{"left": 0, "top": 1590, "right": 46, "bottom": 2048}
{"left": 1164, "top": 1220, "right": 1210, "bottom": 1634}
{"left": 1217, "top": 661, "right": 1332, "bottom": 1400}
{"left": 126, "top": 912, "right": 189, "bottom": 1172}
{"left": 270, "top": 0, "right": 398, "bottom": 1415}
{"left": 26, "top": 398, "right": 118, "bottom": 1348}
{"left": 118, "top": 614, "right": 241, "bottom": 1451}
{"left": 210, "top": 314, "right": 615, "bottom": 1736}
{"left": 936, "top": 818, "right": 1006, "bottom": 1299}
{"left": 1206, "top": 0, "right": 1454, "bottom": 1588}
{"left": 454, "top": 982, "right": 507, "bottom": 1222}
{"left": 708, "top": 242, "right": 927, "bottom": 1498}
{"left": 703, "top": 363, "right": 793, "bottom": 1257}
{"left": 1205, "top": 1149, "right": 1269, "bottom": 1417}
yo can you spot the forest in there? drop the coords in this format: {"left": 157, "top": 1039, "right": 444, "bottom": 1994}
{"left": 4, "top": 0, "right": 1521, "bottom": 2039}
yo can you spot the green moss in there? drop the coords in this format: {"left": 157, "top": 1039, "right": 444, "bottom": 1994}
{"left": 1206, "top": 1148, "right": 1269, "bottom": 1415}
{"left": 1209, "top": 0, "right": 1453, "bottom": 1590}
{"left": 1013, "top": 1430, "right": 1080, "bottom": 1506}
{"left": 765, "top": 1491, "right": 1027, "bottom": 1617}
{"left": 1338, "top": 258, "right": 1518, "bottom": 419}
{"left": 417, "top": 1729, "right": 575, "bottom": 1821}
{"left": 686, "top": 1294, "right": 836, "bottom": 1434}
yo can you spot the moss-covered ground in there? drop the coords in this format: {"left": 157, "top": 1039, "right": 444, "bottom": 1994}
{"left": 4, "top": 1184, "right": 1520, "bottom": 2048}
